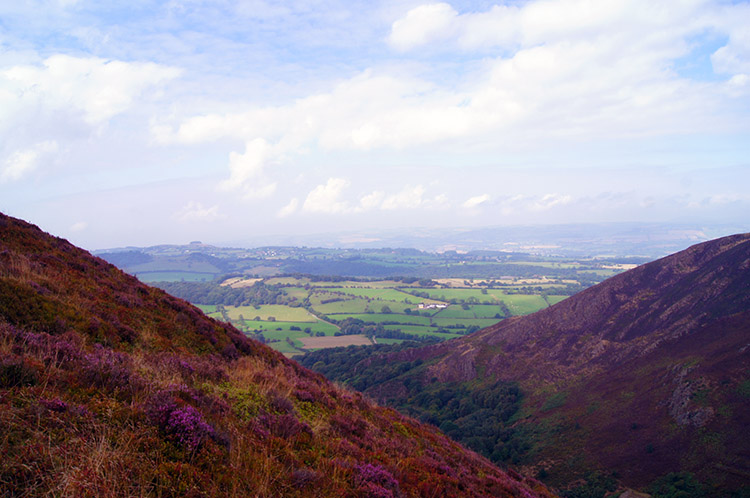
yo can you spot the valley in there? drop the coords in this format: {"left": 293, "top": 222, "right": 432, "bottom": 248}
{"left": 299, "top": 234, "right": 750, "bottom": 496}
{"left": 100, "top": 246, "right": 638, "bottom": 355}
{"left": 2, "top": 211, "right": 748, "bottom": 497}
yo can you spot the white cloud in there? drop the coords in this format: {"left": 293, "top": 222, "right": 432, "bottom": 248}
{"left": 381, "top": 185, "right": 427, "bottom": 210}
{"left": 711, "top": 9, "right": 750, "bottom": 76}
{"left": 495, "top": 193, "right": 575, "bottom": 214}
{"left": 388, "top": 3, "right": 458, "bottom": 51}
{"left": 70, "top": 221, "right": 88, "bottom": 232}
{"left": 358, "top": 191, "right": 386, "bottom": 211}
{"left": 356, "top": 185, "right": 449, "bottom": 211}
{"left": 529, "top": 193, "right": 573, "bottom": 211}
{"left": 302, "top": 178, "right": 351, "bottom": 214}
{"left": 152, "top": 1, "right": 750, "bottom": 204}
{"left": 175, "top": 201, "right": 223, "bottom": 222}
{"left": 219, "top": 138, "right": 278, "bottom": 199}
{"left": 245, "top": 182, "right": 278, "bottom": 200}
{"left": 462, "top": 194, "right": 490, "bottom": 209}
{"left": 1, "top": 141, "right": 58, "bottom": 182}
{"left": 387, "top": 0, "right": 725, "bottom": 53}
{"left": 277, "top": 198, "right": 299, "bottom": 218}
{"left": 2, "top": 55, "right": 181, "bottom": 126}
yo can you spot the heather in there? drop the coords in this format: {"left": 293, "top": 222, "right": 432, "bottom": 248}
{"left": 0, "top": 212, "right": 553, "bottom": 497}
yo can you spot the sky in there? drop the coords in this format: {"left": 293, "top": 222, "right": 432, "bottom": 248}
{"left": 1, "top": 0, "right": 749, "bottom": 250}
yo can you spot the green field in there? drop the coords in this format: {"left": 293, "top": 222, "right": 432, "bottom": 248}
{"left": 467, "top": 305, "right": 507, "bottom": 318}
{"left": 405, "top": 288, "right": 496, "bottom": 303}
{"left": 546, "top": 295, "right": 568, "bottom": 306}
{"left": 381, "top": 325, "right": 462, "bottom": 339}
{"left": 374, "top": 338, "right": 406, "bottom": 345}
{"left": 311, "top": 298, "right": 371, "bottom": 314}
{"left": 224, "top": 304, "right": 317, "bottom": 322}
{"left": 331, "top": 313, "right": 433, "bottom": 326}
{"left": 382, "top": 324, "right": 441, "bottom": 334}
{"left": 326, "top": 287, "right": 430, "bottom": 303}
{"left": 433, "top": 306, "right": 488, "bottom": 319}
{"left": 242, "top": 320, "right": 339, "bottom": 336}
{"left": 500, "top": 295, "right": 549, "bottom": 315}
{"left": 281, "top": 287, "right": 312, "bottom": 299}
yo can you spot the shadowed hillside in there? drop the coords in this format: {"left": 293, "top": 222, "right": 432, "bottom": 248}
{"left": 0, "top": 212, "right": 554, "bottom": 498}
{"left": 302, "top": 234, "right": 750, "bottom": 496}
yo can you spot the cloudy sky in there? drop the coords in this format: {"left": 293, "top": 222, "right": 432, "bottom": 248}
{"left": 1, "top": 0, "right": 749, "bottom": 249}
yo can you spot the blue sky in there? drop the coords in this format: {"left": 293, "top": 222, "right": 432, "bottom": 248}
{"left": 1, "top": 0, "right": 749, "bottom": 249}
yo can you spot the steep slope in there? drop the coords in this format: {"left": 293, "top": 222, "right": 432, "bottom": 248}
{"left": 308, "top": 234, "right": 750, "bottom": 494}
{"left": 0, "top": 212, "right": 553, "bottom": 498}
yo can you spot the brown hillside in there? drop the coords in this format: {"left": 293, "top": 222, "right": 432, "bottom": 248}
{"left": 0, "top": 212, "right": 554, "bottom": 498}
{"left": 345, "top": 234, "right": 750, "bottom": 494}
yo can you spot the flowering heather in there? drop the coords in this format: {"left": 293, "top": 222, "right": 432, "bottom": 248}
{"left": 146, "top": 391, "right": 216, "bottom": 450}
{"left": 354, "top": 463, "right": 401, "bottom": 497}
{"left": 167, "top": 405, "right": 216, "bottom": 449}
{"left": 81, "top": 344, "right": 138, "bottom": 393}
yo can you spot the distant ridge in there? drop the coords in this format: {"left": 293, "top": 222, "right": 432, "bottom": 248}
{"left": 0, "top": 212, "right": 553, "bottom": 498}
{"left": 312, "top": 233, "right": 750, "bottom": 494}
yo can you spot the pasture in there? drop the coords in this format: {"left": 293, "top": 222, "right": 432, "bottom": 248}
{"left": 331, "top": 313, "right": 433, "bottom": 326}
{"left": 224, "top": 304, "right": 317, "bottom": 322}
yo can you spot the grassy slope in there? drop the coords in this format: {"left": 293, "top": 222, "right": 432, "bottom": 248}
{"left": 0, "top": 213, "right": 554, "bottom": 498}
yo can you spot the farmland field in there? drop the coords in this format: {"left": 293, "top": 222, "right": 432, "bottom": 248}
{"left": 330, "top": 313, "right": 433, "bottom": 325}
{"left": 326, "top": 287, "right": 429, "bottom": 303}
{"left": 242, "top": 320, "right": 339, "bottom": 336}
{"left": 382, "top": 325, "right": 461, "bottom": 339}
{"left": 140, "top": 250, "right": 634, "bottom": 355}
{"left": 546, "top": 295, "right": 568, "bottom": 306}
{"left": 189, "top": 277, "right": 570, "bottom": 355}
{"left": 224, "top": 304, "right": 316, "bottom": 322}
{"left": 500, "top": 295, "right": 549, "bottom": 315}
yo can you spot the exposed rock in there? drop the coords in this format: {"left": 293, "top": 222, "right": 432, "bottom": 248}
{"left": 666, "top": 364, "right": 714, "bottom": 428}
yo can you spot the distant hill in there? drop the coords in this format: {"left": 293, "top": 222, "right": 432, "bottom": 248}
{"left": 0, "top": 212, "right": 553, "bottom": 498}
{"left": 303, "top": 234, "right": 750, "bottom": 496}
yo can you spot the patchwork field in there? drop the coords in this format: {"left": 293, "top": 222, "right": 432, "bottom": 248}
{"left": 188, "top": 275, "right": 578, "bottom": 355}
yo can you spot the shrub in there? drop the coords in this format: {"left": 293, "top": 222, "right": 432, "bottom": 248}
{"left": 167, "top": 405, "right": 216, "bottom": 449}
{"left": 648, "top": 472, "right": 706, "bottom": 498}
{"left": 145, "top": 390, "right": 216, "bottom": 450}
{"left": 354, "top": 463, "right": 401, "bottom": 498}
{"left": 260, "top": 413, "right": 312, "bottom": 441}
{"left": 81, "top": 344, "right": 138, "bottom": 393}
{"left": 0, "top": 357, "right": 38, "bottom": 387}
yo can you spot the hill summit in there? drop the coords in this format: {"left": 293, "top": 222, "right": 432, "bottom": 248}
{"left": 303, "top": 233, "right": 750, "bottom": 495}
{"left": 0, "top": 212, "right": 553, "bottom": 498}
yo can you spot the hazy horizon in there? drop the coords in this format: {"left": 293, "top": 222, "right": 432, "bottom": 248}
{"left": 2, "top": 1, "right": 749, "bottom": 250}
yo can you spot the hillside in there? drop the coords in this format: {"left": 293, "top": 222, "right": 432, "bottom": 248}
{"left": 303, "top": 234, "right": 750, "bottom": 495}
{"left": 0, "top": 212, "right": 554, "bottom": 498}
